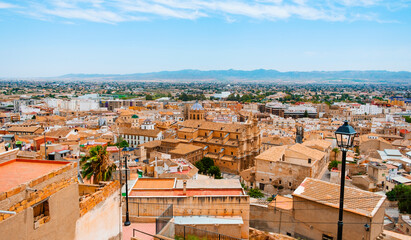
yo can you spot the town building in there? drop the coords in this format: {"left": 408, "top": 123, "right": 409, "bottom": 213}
{"left": 250, "top": 178, "right": 387, "bottom": 240}
{"left": 176, "top": 116, "right": 260, "bottom": 174}
{"left": 127, "top": 178, "right": 250, "bottom": 239}
{"left": 241, "top": 143, "right": 327, "bottom": 194}
{"left": 7, "top": 126, "right": 43, "bottom": 136}
{"left": 0, "top": 159, "right": 121, "bottom": 240}
{"left": 118, "top": 126, "right": 163, "bottom": 148}
{"left": 397, "top": 214, "right": 411, "bottom": 236}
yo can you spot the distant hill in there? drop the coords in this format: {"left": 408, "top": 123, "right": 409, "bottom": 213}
{"left": 57, "top": 69, "right": 411, "bottom": 84}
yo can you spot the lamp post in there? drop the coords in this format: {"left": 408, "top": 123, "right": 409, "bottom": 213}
{"left": 44, "top": 131, "right": 47, "bottom": 160}
{"left": 123, "top": 149, "right": 131, "bottom": 226}
{"left": 116, "top": 128, "right": 122, "bottom": 186}
{"left": 334, "top": 121, "right": 356, "bottom": 240}
{"left": 118, "top": 147, "right": 122, "bottom": 186}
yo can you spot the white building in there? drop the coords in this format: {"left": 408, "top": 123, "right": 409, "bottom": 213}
{"left": 45, "top": 98, "right": 100, "bottom": 112}
{"left": 213, "top": 91, "right": 231, "bottom": 99}
{"left": 352, "top": 104, "right": 383, "bottom": 115}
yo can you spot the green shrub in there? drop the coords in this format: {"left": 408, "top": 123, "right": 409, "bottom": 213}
{"left": 248, "top": 188, "right": 264, "bottom": 198}
{"left": 328, "top": 160, "right": 340, "bottom": 171}
{"left": 386, "top": 185, "right": 411, "bottom": 213}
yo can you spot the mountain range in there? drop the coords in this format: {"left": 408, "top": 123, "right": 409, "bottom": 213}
{"left": 57, "top": 69, "right": 411, "bottom": 84}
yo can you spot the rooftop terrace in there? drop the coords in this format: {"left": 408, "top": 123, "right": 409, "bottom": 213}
{"left": 0, "top": 159, "right": 70, "bottom": 192}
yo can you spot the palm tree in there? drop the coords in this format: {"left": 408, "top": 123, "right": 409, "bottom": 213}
{"left": 80, "top": 145, "right": 116, "bottom": 184}
{"left": 332, "top": 147, "right": 340, "bottom": 161}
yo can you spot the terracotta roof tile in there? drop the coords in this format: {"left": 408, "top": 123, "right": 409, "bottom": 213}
{"left": 180, "top": 120, "right": 246, "bottom": 133}
{"left": 169, "top": 143, "right": 203, "bottom": 155}
{"left": 119, "top": 127, "right": 161, "bottom": 138}
{"left": 293, "top": 178, "right": 386, "bottom": 217}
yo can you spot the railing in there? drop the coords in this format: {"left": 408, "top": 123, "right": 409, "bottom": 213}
{"left": 128, "top": 202, "right": 242, "bottom": 240}
{"left": 156, "top": 204, "right": 173, "bottom": 234}
{"left": 133, "top": 229, "right": 168, "bottom": 240}
{"left": 172, "top": 222, "right": 241, "bottom": 240}
{"left": 126, "top": 202, "right": 172, "bottom": 217}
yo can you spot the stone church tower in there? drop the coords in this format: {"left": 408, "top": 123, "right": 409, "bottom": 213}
{"left": 189, "top": 101, "right": 205, "bottom": 120}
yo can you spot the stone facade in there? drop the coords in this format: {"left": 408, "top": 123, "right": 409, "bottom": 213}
{"left": 176, "top": 118, "right": 261, "bottom": 174}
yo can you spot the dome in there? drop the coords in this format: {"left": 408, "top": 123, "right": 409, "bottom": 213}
{"left": 132, "top": 114, "right": 139, "bottom": 119}
{"left": 191, "top": 102, "right": 204, "bottom": 111}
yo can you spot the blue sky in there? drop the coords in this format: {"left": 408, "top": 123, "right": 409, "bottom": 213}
{"left": 0, "top": 0, "right": 411, "bottom": 77}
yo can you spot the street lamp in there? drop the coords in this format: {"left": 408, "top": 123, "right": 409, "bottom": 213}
{"left": 335, "top": 121, "right": 356, "bottom": 240}
{"left": 122, "top": 147, "right": 132, "bottom": 226}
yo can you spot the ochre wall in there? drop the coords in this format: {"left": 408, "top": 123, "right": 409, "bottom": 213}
{"left": 75, "top": 190, "right": 121, "bottom": 240}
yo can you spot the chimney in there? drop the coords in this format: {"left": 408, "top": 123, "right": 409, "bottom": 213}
{"left": 183, "top": 180, "right": 187, "bottom": 195}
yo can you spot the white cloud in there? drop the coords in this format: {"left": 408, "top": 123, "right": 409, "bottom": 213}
{"left": 340, "top": 0, "right": 381, "bottom": 7}
{"left": 1, "top": 0, "right": 408, "bottom": 23}
{"left": 0, "top": 1, "right": 18, "bottom": 9}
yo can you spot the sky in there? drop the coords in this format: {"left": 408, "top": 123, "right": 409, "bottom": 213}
{"left": 0, "top": 0, "right": 411, "bottom": 78}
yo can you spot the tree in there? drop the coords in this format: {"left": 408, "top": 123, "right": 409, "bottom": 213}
{"left": 80, "top": 145, "right": 116, "bottom": 184}
{"left": 404, "top": 116, "right": 411, "bottom": 123}
{"left": 354, "top": 146, "right": 360, "bottom": 155}
{"left": 240, "top": 94, "right": 252, "bottom": 102}
{"left": 303, "top": 110, "right": 309, "bottom": 118}
{"left": 145, "top": 94, "right": 153, "bottom": 100}
{"left": 328, "top": 160, "right": 340, "bottom": 171}
{"left": 179, "top": 93, "right": 189, "bottom": 101}
{"left": 332, "top": 147, "right": 340, "bottom": 161}
{"left": 208, "top": 166, "right": 222, "bottom": 179}
{"left": 201, "top": 157, "right": 214, "bottom": 172}
{"left": 115, "top": 137, "right": 129, "bottom": 148}
{"left": 386, "top": 185, "right": 411, "bottom": 214}
{"left": 194, "top": 157, "right": 219, "bottom": 175}
{"left": 248, "top": 188, "right": 264, "bottom": 198}
{"left": 194, "top": 161, "right": 205, "bottom": 173}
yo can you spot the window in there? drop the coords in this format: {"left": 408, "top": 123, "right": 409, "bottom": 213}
{"left": 33, "top": 199, "right": 50, "bottom": 229}
{"left": 236, "top": 135, "right": 238, "bottom": 139}
{"left": 279, "top": 180, "right": 282, "bottom": 185}
{"left": 231, "top": 152, "right": 233, "bottom": 155}
{"left": 289, "top": 182, "right": 292, "bottom": 187}
{"left": 215, "top": 149, "right": 217, "bottom": 152}
{"left": 322, "top": 234, "right": 333, "bottom": 240}
{"left": 184, "top": 135, "right": 186, "bottom": 139}
{"left": 259, "top": 183, "right": 265, "bottom": 191}
{"left": 308, "top": 158, "right": 312, "bottom": 164}
{"left": 269, "top": 178, "right": 272, "bottom": 182}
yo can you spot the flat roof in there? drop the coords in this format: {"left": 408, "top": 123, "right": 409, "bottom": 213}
{"left": 129, "top": 188, "right": 244, "bottom": 197}
{"left": 392, "top": 176, "right": 411, "bottom": 184}
{"left": 175, "top": 179, "right": 242, "bottom": 189}
{"left": 268, "top": 195, "right": 293, "bottom": 211}
{"left": 0, "top": 159, "right": 70, "bottom": 192}
{"left": 132, "top": 178, "right": 176, "bottom": 189}
{"left": 174, "top": 216, "right": 243, "bottom": 225}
